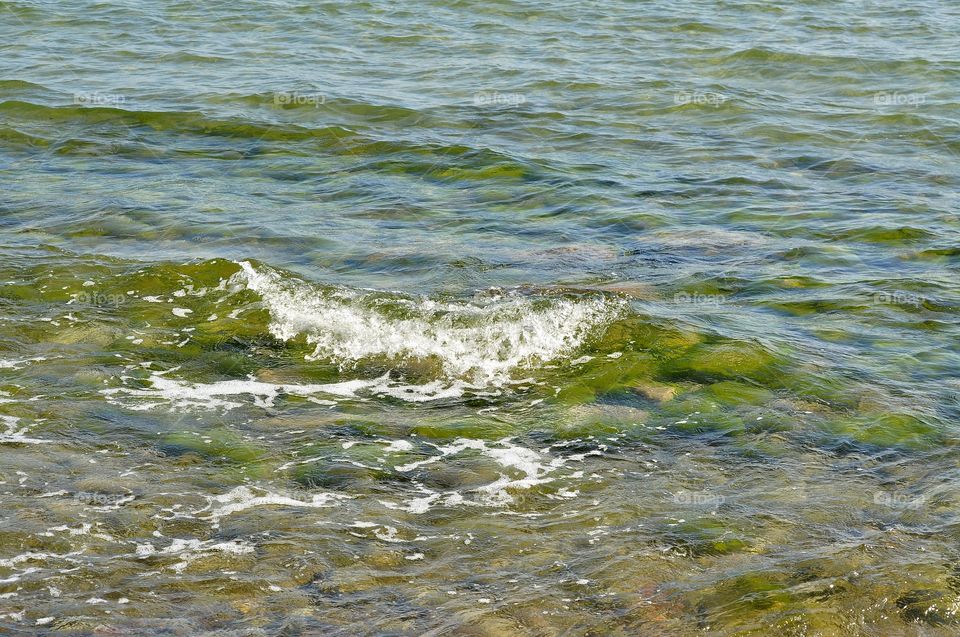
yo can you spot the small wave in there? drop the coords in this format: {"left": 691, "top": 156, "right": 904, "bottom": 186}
{"left": 236, "top": 261, "right": 623, "bottom": 387}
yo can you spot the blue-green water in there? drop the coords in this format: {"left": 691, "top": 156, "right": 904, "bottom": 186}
{"left": 1, "top": 1, "right": 959, "bottom": 634}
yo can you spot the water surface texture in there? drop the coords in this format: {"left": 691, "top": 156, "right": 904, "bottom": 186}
{"left": 2, "top": 0, "right": 960, "bottom": 634}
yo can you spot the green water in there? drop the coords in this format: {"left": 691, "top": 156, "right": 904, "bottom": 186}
{"left": 2, "top": 0, "right": 960, "bottom": 634}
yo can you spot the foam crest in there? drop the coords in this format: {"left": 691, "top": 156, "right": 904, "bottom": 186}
{"left": 236, "top": 261, "right": 621, "bottom": 387}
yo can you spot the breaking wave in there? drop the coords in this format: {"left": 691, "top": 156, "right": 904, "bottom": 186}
{"left": 235, "top": 261, "right": 623, "bottom": 388}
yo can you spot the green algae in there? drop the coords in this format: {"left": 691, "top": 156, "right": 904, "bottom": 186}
{"left": 704, "top": 381, "right": 774, "bottom": 406}
{"left": 410, "top": 416, "right": 515, "bottom": 440}
{"left": 667, "top": 518, "right": 753, "bottom": 557}
{"left": 663, "top": 341, "right": 783, "bottom": 383}
{"left": 160, "top": 429, "right": 270, "bottom": 469}
{"left": 821, "top": 413, "right": 941, "bottom": 450}
{"left": 558, "top": 403, "right": 649, "bottom": 438}
{"left": 291, "top": 459, "right": 395, "bottom": 489}
{"left": 897, "top": 589, "right": 960, "bottom": 626}
{"left": 700, "top": 571, "right": 794, "bottom": 612}
{"left": 632, "top": 378, "right": 682, "bottom": 403}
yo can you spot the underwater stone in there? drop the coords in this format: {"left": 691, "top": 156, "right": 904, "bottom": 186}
{"left": 897, "top": 589, "right": 960, "bottom": 625}
{"left": 705, "top": 381, "right": 773, "bottom": 406}
{"left": 632, "top": 379, "right": 679, "bottom": 403}
{"left": 160, "top": 430, "right": 267, "bottom": 464}
{"left": 665, "top": 341, "right": 781, "bottom": 382}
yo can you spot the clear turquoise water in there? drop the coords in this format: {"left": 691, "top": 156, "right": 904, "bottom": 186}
{"left": 1, "top": 1, "right": 959, "bottom": 634}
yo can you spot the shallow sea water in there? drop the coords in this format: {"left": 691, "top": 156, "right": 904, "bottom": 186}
{"left": 1, "top": 0, "right": 960, "bottom": 634}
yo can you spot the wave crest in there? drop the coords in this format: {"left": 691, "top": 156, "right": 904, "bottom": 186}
{"left": 236, "top": 261, "right": 622, "bottom": 386}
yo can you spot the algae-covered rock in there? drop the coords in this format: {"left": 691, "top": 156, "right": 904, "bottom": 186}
{"left": 0, "top": 284, "right": 44, "bottom": 302}
{"left": 198, "top": 351, "right": 260, "bottom": 377}
{"left": 363, "top": 549, "right": 407, "bottom": 569}
{"left": 411, "top": 417, "right": 513, "bottom": 440}
{"left": 743, "top": 412, "right": 792, "bottom": 435}
{"left": 558, "top": 403, "right": 649, "bottom": 439}
{"left": 731, "top": 434, "right": 793, "bottom": 459}
{"left": 160, "top": 429, "right": 267, "bottom": 465}
{"left": 50, "top": 324, "right": 124, "bottom": 347}
{"left": 699, "top": 570, "right": 792, "bottom": 612}
{"left": 567, "top": 351, "right": 659, "bottom": 397}
{"left": 670, "top": 412, "right": 745, "bottom": 437}
{"left": 419, "top": 464, "right": 503, "bottom": 491}
{"left": 633, "top": 379, "right": 680, "bottom": 403}
{"left": 896, "top": 588, "right": 960, "bottom": 625}
{"left": 291, "top": 459, "right": 394, "bottom": 490}
{"left": 664, "top": 341, "right": 782, "bottom": 383}
{"left": 666, "top": 517, "right": 752, "bottom": 557}
{"left": 555, "top": 382, "right": 596, "bottom": 405}
{"left": 704, "top": 381, "right": 773, "bottom": 406}
{"left": 822, "top": 413, "right": 939, "bottom": 450}
{"left": 597, "top": 281, "right": 658, "bottom": 299}
{"left": 659, "top": 393, "right": 723, "bottom": 418}
{"left": 780, "top": 368, "right": 855, "bottom": 407}
{"left": 74, "top": 476, "right": 138, "bottom": 497}
{"left": 621, "top": 321, "right": 704, "bottom": 360}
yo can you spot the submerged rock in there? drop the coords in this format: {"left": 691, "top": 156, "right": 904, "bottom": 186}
{"left": 666, "top": 517, "right": 752, "bottom": 557}
{"left": 632, "top": 379, "right": 679, "bottom": 403}
{"left": 291, "top": 461, "right": 381, "bottom": 489}
{"left": 596, "top": 281, "right": 658, "bottom": 299}
{"left": 664, "top": 341, "right": 782, "bottom": 383}
{"left": 704, "top": 381, "right": 773, "bottom": 406}
{"left": 822, "top": 413, "right": 939, "bottom": 450}
{"left": 897, "top": 588, "right": 960, "bottom": 625}
{"left": 560, "top": 403, "right": 649, "bottom": 438}
{"left": 159, "top": 429, "right": 268, "bottom": 467}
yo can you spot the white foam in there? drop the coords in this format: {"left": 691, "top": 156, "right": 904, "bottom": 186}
{"left": 133, "top": 537, "right": 255, "bottom": 573}
{"left": 394, "top": 438, "right": 486, "bottom": 472}
{"left": 381, "top": 439, "right": 414, "bottom": 453}
{"left": 102, "top": 366, "right": 519, "bottom": 408}
{"left": 0, "top": 415, "right": 51, "bottom": 445}
{"left": 0, "top": 552, "right": 52, "bottom": 569}
{"left": 235, "top": 261, "right": 621, "bottom": 387}
{"left": 373, "top": 525, "right": 406, "bottom": 543}
{"left": 206, "top": 485, "right": 350, "bottom": 526}
{"left": 101, "top": 373, "right": 379, "bottom": 411}
{"left": 0, "top": 356, "right": 46, "bottom": 370}
{"left": 381, "top": 493, "right": 441, "bottom": 514}
{"left": 386, "top": 437, "right": 564, "bottom": 509}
